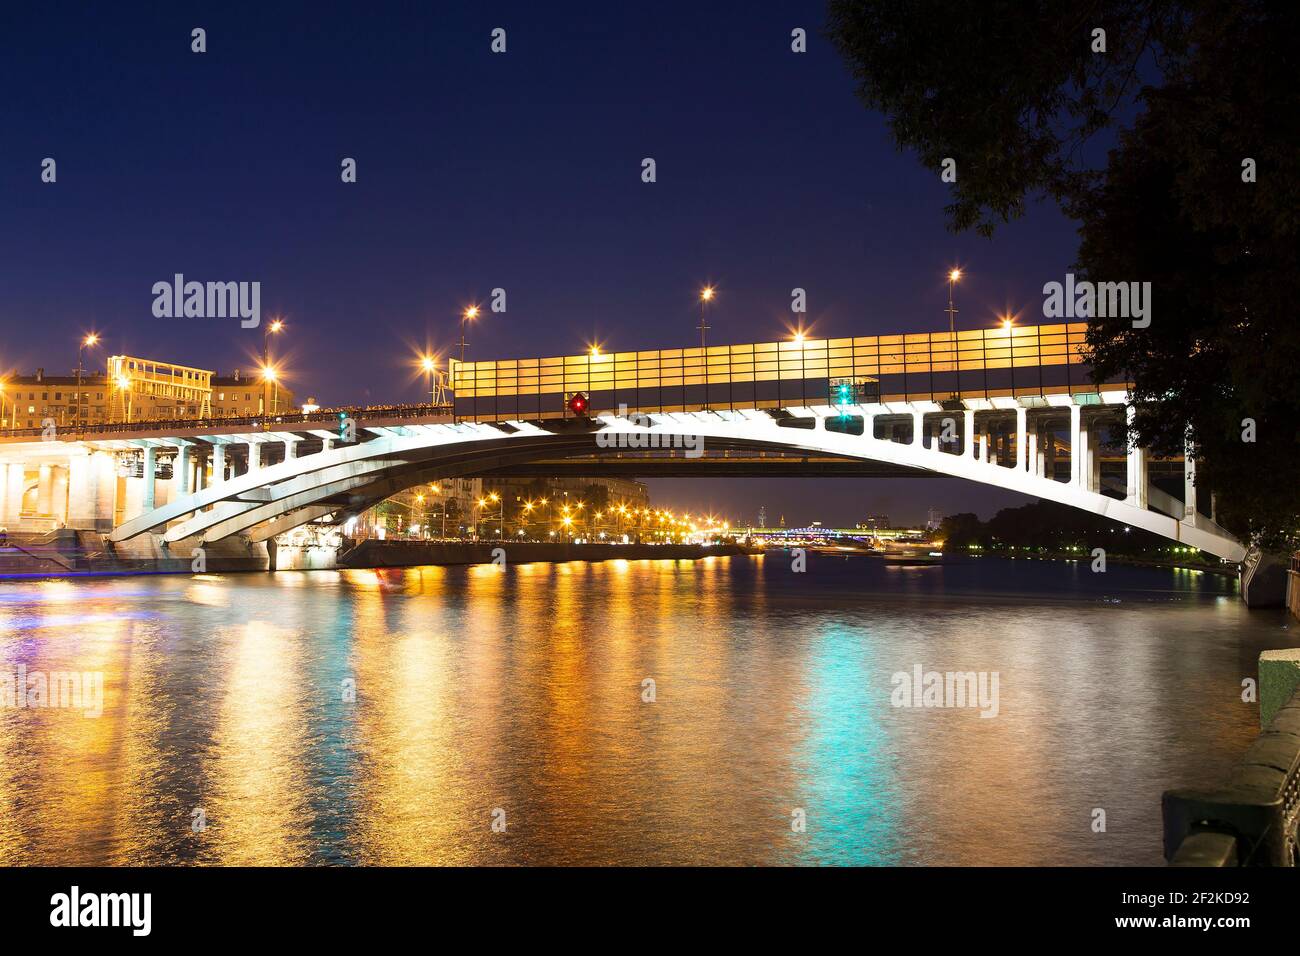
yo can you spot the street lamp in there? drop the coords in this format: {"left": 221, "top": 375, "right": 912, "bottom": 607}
{"left": 116, "top": 375, "right": 133, "bottom": 423}
{"left": 698, "top": 286, "right": 714, "bottom": 351}
{"left": 946, "top": 269, "right": 961, "bottom": 338}
{"left": 260, "top": 318, "right": 285, "bottom": 414}
{"left": 261, "top": 364, "right": 279, "bottom": 417}
{"left": 460, "top": 305, "right": 480, "bottom": 367}
{"left": 76, "top": 333, "right": 100, "bottom": 419}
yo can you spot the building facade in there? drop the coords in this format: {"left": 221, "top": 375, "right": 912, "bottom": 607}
{"left": 1, "top": 356, "right": 296, "bottom": 430}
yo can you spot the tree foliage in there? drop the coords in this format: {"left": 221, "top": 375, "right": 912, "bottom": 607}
{"left": 828, "top": 0, "right": 1300, "bottom": 545}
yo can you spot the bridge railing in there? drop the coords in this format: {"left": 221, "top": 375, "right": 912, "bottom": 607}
{"left": 1162, "top": 684, "right": 1300, "bottom": 866}
{"left": 0, "top": 403, "right": 454, "bottom": 441}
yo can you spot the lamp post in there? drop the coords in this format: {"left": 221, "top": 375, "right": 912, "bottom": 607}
{"left": 460, "top": 305, "right": 479, "bottom": 367}
{"left": 698, "top": 286, "right": 714, "bottom": 350}
{"left": 116, "top": 375, "right": 134, "bottom": 423}
{"left": 698, "top": 286, "right": 715, "bottom": 410}
{"left": 944, "top": 269, "right": 962, "bottom": 400}
{"left": 262, "top": 318, "right": 284, "bottom": 414}
{"left": 261, "top": 365, "right": 279, "bottom": 417}
{"left": 946, "top": 269, "right": 961, "bottom": 338}
{"left": 75, "top": 333, "right": 100, "bottom": 423}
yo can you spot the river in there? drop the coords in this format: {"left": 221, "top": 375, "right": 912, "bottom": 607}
{"left": 0, "top": 554, "right": 1291, "bottom": 865}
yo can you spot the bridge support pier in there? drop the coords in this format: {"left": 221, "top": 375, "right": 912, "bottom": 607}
{"left": 175, "top": 445, "right": 190, "bottom": 496}
{"left": 1069, "top": 405, "right": 1082, "bottom": 486}
{"left": 36, "top": 463, "right": 54, "bottom": 516}
{"left": 1, "top": 462, "right": 25, "bottom": 525}
{"left": 1015, "top": 407, "right": 1028, "bottom": 472}
{"left": 67, "top": 450, "right": 114, "bottom": 531}
{"left": 1086, "top": 431, "right": 1097, "bottom": 496}
{"left": 142, "top": 447, "right": 156, "bottom": 511}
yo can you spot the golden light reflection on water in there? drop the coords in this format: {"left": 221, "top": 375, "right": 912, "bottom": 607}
{"left": 0, "top": 558, "right": 1287, "bottom": 865}
{"left": 350, "top": 569, "right": 471, "bottom": 864}
{"left": 200, "top": 619, "right": 313, "bottom": 865}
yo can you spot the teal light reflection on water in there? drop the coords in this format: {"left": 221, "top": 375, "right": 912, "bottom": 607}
{"left": 789, "top": 623, "right": 900, "bottom": 865}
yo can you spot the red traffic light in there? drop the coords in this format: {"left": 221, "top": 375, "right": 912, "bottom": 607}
{"left": 567, "top": 391, "right": 589, "bottom": 416}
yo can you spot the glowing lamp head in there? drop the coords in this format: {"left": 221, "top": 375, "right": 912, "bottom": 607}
{"left": 700, "top": 286, "right": 715, "bottom": 302}
{"left": 949, "top": 269, "right": 962, "bottom": 282}
{"left": 464, "top": 306, "right": 480, "bottom": 320}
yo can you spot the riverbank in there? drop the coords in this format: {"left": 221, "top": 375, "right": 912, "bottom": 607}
{"left": 327, "top": 539, "right": 753, "bottom": 570}
{"left": 798, "top": 543, "right": 1237, "bottom": 577}
{"left": 0, "top": 530, "right": 755, "bottom": 578}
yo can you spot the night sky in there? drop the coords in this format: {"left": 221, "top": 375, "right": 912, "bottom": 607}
{"left": 1, "top": 2, "right": 1083, "bottom": 527}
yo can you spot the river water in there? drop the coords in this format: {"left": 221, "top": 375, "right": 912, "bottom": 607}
{"left": 0, "top": 554, "right": 1292, "bottom": 866}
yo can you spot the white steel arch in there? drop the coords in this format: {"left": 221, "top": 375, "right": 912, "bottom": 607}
{"left": 96, "top": 391, "right": 1244, "bottom": 561}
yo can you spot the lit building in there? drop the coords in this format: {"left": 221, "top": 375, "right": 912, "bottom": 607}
{"left": 1, "top": 356, "right": 296, "bottom": 429}
{"left": 377, "top": 477, "right": 483, "bottom": 538}
{"left": 211, "top": 369, "right": 296, "bottom": 418}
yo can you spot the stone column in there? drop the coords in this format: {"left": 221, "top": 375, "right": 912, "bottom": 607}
{"left": 37, "top": 463, "right": 54, "bottom": 516}
{"left": 1183, "top": 438, "right": 1197, "bottom": 525}
{"left": 66, "top": 453, "right": 93, "bottom": 529}
{"left": 212, "top": 445, "right": 226, "bottom": 485}
{"left": 964, "top": 410, "right": 975, "bottom": 459}
{"left": 2, "top": 462, "right": 25, "bottom": 523}
{"left": 1015, "top": 407, "right": 1028, "bottom": 472}
{"left": 248, "top": 442, "right": 262, "bottom": 471}
{"left": 1090, "top": 430, "right": 1102, "bottom": 492}
{"left": 910, "top": 409, "right": 924, "bottom": 448}
{"left": 175, "top": 445, "right": 191, "bottom": 496}
{"left": 143, "top": 447, "right": 156, "bottom": 511}
{"left": 1069, "top": 405, "right": 1082, "bottom": 486}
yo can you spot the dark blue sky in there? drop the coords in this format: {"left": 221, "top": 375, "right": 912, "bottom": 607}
{"left": 1, "top": 1, "right": 1082, "bottom": 526}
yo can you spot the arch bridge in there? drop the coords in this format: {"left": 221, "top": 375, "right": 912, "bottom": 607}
{"left": 0, "top": 322, "right": 1244, "bottom": 564}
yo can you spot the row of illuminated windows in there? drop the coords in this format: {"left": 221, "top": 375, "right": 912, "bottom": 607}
{"left": 455, "top": 356, "right": 1081, "bottom": 390}
{"left": 454, "top": 347, "right": 1086, "bottom": 384}
{"left": 460, "top": 350, "right": 1080, "bottom": 378}
{"left": 455, "top": 361, "right": 1075, "bottom": 395}
{"left": 458, "top": 340, "right": 1085, "bottom": 371}
{"left": 7, "top": 391, "right": 108, "bottom": 402}
{"left": 453, "top": 326, "right": 1087, "bottom": 364}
